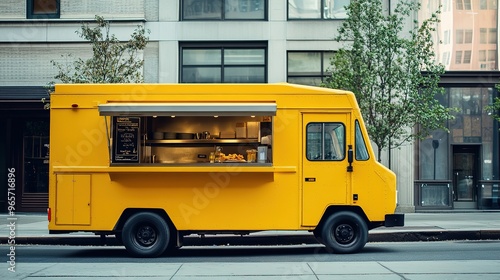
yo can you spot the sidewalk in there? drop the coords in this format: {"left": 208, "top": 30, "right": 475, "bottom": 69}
{"left": 1, "top": 212, "right": 500, "bottom": 246}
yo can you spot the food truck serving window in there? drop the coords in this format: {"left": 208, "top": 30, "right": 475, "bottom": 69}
{"left": 98, "top": 102, "right": 277, "bottom": 116}
{"left": 100, "top": 103, "right": 275, "bottom": 165}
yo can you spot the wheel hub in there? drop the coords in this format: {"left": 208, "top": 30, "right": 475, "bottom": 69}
{"left": 136, "top": 225, "right": 157, "bottom": 246}
{"left": 335, "top": 224, "right": 354, "bottom": 244}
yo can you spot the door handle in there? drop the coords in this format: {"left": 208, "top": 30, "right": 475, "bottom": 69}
{"left": 347, "top": 145, "right": 353, "bottom": 172}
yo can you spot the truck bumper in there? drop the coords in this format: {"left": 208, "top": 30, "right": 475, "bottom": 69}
{"left": 384, "top": 214, "right": 404, "bottom": 227}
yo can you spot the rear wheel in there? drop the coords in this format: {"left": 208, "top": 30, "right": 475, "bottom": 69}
{"left": 122, "top": 212, "right": 170, "bottom": 258}
{"left": 321, "top": 211, "right": 368, "bottom": 254}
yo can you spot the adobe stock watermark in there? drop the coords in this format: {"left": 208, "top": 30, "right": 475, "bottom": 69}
{"left": 179, "top": 165, "right": 244, "bottom": 224}
{"left": 6, "top": 168, "right": 17, "bottom": 272}
{"left": 63, "top": 84, "right": 151, "bottom": 166}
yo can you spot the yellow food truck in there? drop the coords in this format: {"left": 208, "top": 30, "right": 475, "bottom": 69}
{"left": 48, "top": 83, "right": 404, "bottom": 257}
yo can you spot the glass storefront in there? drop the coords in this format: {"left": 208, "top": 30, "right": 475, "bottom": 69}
{"left": 416, "top": 86, "right": 500, "bottom": 210}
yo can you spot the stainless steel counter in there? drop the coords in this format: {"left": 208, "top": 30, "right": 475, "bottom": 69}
{"left": 112, "top": 162, "right": 273, "bottom": 167}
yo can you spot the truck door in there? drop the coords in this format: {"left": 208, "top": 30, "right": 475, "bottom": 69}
{"left": 55, "top": 174, "right": 91, "bottom": 225}
{"left": 302, "top": 113, "right": 351, "bottom": 226}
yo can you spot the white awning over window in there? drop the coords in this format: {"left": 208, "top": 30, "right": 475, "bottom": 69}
{"left": 98, "top": 102, "right": 277, "bottom": 116}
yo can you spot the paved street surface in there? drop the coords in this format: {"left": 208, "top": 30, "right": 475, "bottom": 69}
{"left": 1, "top": 212, "right": 500, "bottom": 279}
{"left": 2, "top": 212, "right": 500, "bottom": 244}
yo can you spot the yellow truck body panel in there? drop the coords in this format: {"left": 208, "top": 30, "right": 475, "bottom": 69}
{"left": 48, "top": 83, "right": 402, "bottom": 256}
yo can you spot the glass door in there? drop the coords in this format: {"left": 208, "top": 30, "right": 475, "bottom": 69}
{"left": 453, "top": 145, "right": 480, "bottom": 209}
{"left": 20, "top": 119, "right": 49, "bottom": 211}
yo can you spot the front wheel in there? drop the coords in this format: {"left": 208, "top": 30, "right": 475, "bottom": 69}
{"left": 122, "top": 212, "right": 170, "bottom": 258}
{"left": 321, "top": 211, "right": 368, "bottom": 254}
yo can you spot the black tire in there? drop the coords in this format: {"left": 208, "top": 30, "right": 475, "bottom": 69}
{"left": 122, "top": 212, "right": 170, "bottom": 258}
{"left": 321, "top": 211, "right": 368, "bottom": 254}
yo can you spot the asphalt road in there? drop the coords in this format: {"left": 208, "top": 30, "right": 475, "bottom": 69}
{"left": 8, "top": 240, "right": 500, "bottom": 263}
{"left": 3, "top": 241, "right": 500, "bottom": 279}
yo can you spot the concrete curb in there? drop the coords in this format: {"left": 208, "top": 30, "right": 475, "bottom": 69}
{"left": 2, "top": 230, "right": 500, "bottom": 246}
{"left": 368, "top": 230, "right": 500, "bottom": 242}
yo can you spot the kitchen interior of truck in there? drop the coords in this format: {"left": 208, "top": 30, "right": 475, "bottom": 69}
{"left": 98, "top": 102, "right": 275, "bottom": 166}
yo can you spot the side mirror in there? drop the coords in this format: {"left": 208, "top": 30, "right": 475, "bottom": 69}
{"left": 347, "top": 145, "right": 353, "bottom": 172}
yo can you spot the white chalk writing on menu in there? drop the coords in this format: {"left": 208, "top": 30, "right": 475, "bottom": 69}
{"left": 113, "top": 117, "right": 140, "bottom": 162}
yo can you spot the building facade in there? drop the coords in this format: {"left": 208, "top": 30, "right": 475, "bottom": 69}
{"left": 0, "top": 0, "right": 498, "bottom": 212}
{"left": 415, "top": 0, "right": 500, "bottom": 211}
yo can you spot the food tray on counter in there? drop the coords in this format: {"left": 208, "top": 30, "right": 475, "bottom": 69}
{"left": 146, "top": 139, "right": 260, "bottom": 145}
{"left": 222, "top": 159, "right": 247, "bottom": 163}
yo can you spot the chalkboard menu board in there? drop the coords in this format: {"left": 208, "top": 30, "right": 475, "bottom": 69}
{"left": 112, "top": 117, "right": 140, "bottom": 163}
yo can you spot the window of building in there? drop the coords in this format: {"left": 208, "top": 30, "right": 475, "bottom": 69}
{"left": 418, "top": 93, "right": 450, "bottom": 181}
{"left": 455, "top": 30, "right": 463, "bottom": 44}
{"left": 181, "top": 0, "right": 266, "bottom": 20}
{"left": 490, "top": 0, "right": 498, "bottom": 9}
{"left": 456, "top": 29, "right": 473, "bottom": 44}
{"left": 488, "top": 49, "right": 496, "bottom": 62}
{"left": 464, "top": 30, "right": 473, "bottom": 43}
{"left": 288, "top": 0, "right": 350, "bottom": 19}
{"left": 479, "top": 50, "right": 487, "bottom": 61}
{"left": 455, "top": 50, "right": 472, "bottom": 64}
{"left": 287, "top": 51, "right": 335, "bottom": 86}
{"left": 444, "top": 30, "right": 450, "bottom": 44}
{"left": 479, "top": 28, "right": 496, "bottom": 44}
{"left": 455, "top": 51, "right": 463, "bottom": 64}
{"left": 464, "top": 0, "right": 472, "bottom": 9}
{"left": 480, "top": 0, "right": 498, "bottom": 9}
{"left": 442, "top": 52, "right": 450, "bottom": 65}
{"left": 480, "top": 28, "right": 487, "bottom": 44}
{"left": 489, "top": 28, "right": 497, "bottom": 44}
{"left": 463, "top": 50, "right": 472, "bottom": 64}
{"left": 27, "top": 0, "right": 59, "bottom": 19}
{"left": 306, "top": 122, "right": 345, "bottom": 161}
{"left": 456, "top": 0, "right": 472, "bottom": 10}
{"left": 180, "top": 43, "right": 267, "bottom": 83}
{"left": 443, "top": 0, "right": 450, "bottom": 12}
{"left": 480, "top": 0, "right": 487, "bottom": 9}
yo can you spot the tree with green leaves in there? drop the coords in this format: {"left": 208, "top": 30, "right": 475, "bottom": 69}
{"left": 44, "top": 15, "right": 149, "bottom": 108}
{"left": 52, "top": 15, "right": 149, "bottom": 83}
{"left": 486, "top": 95, "right": 500, "bottom": 123}
{"left": 322, "top": 0, "right": 455, "bottom": 162}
